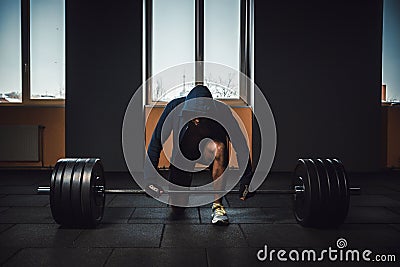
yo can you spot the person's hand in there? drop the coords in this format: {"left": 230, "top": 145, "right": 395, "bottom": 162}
{"left": 239, "top": 183, "right": 256, "bottom": 200}
{"left": 146, "top": 183, "right": 164, "bottom": 198}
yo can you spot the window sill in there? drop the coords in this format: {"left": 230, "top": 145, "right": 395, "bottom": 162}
{"left": 0, "top": 99, "right": 65, "bottom": 108}
{"left": 382, "top": 101, "right": 400, "bottom": 107}
{"left": 145, "top": 97, "right": 250, "bottom": 108}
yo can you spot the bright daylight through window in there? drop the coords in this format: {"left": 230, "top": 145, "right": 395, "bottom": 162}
{"left": 149, "top": 0, "right": 243, "bottom": 102}
{"left": 0, "top": 0, "right": 65, "bottom": 104}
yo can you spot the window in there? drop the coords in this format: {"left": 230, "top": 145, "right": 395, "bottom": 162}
{"left": 144, "top": 0, "right": 253, "bottom": 103}
{"left": 0, "top": 0, "right": 65, "bottom": 105}
{"left": 151, "top": 0, "right": 195, "bottom": 102}
{"left": 0, "top": 0, "right": 22, "bottom": 103}
{"left": 204, "top": 0, "right": 240, "bottom": 99}
{"left": 382, "top": 0, "right": 400, "bottom": 103}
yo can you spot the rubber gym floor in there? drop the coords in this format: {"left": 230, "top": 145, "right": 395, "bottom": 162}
{"left": 0, "top": 170, "right": 399, "bottom": 266}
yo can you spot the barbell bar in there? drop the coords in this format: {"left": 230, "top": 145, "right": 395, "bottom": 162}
{"left": 37, "top": 186, "right": 360, "bottom": 195}
{"left": 37, "top": 157, "right": 360, "bottom": 228}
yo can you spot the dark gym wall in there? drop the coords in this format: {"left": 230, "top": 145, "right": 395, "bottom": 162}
{"left": 66, "top": 0, "right": 142, "bottom": 171}
{"left": 254, "top": 0, "right": 383, "bottom": 172}
{"left": 66, "top": 0, "right": 383, "bottom": 172}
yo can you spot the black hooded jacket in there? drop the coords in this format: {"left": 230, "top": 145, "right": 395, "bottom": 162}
{"left": 146, "top": 85, "right": 253, "bottom": 185}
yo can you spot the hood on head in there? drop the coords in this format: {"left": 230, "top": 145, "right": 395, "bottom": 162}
{"left": 181, "top": 85, "right": 216, "bottom": 115}
{"left": 185, "top": 85, "right": 213, "bottom": 100}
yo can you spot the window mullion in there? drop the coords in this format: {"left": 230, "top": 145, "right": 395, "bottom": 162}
{"left": 145, "top": 0, "right": 152, "bottom": 104}
{"left": 21, "top": 0, "right": 30, "bottom": 103}
{"left": 240, "top": 0, "right": 247, "bottom": 76}
{"left": 239, "top": 0, "right": 252, "bottom": 104}
{"left": 195, "top": 0, "right": 204, "bottom": 84}
{"left": 239, "top": 0, "right": 246, "bottom": 102}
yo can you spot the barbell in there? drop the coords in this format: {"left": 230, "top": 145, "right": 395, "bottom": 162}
{"left": 37, "top": 158, "right": 360, "bottom": 228}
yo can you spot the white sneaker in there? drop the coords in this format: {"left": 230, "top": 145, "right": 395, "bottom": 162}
{"left": 211, "top": 203, "right": 229, "bottom": 225}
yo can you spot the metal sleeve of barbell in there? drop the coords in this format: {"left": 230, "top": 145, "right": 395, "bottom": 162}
{"left": 349, "top": 187, "right": 361, "bottom": 194}
{"left": 37, "top": 186, "right": 51, "bottom": 194}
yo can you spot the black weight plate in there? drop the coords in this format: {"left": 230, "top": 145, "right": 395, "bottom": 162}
{"left": 53, "top": 159, "right": 75, "bottom": 226}
{"left": 50, "top": 160, "right": 62, "bottom": 224}
{"left": 305, "top": 159, "right": 323, "bottom": 226}
{"left": 323, "top": 158, "right": 342, "bottom": 226}
{"left": 90, "top": 159, "right": 105, "bottom": 225}
{"left": 293, "top": 160, "right": 307, "bottom": 224}
{"left": 81, "top": 158, "right": 105, "bottom": 227}
{"left": 70, "top": 159, "right": 88, "bottom": 226}
{"left": 332, "top": 158, "right": 350, "bottom": 225}
{"left": 314, "top": 158, "right": 331, "bottom": 226}
{"left": 293, "top": 159, "right": 320, "bottom": 227}
{"left": 80, "top": 159, "right": 95, "bottom": 227}
{"left": 51, "top": 159, "right": 75, "bottom": 225}
{"left": 60, "top": 159, "right": 78, "bottom": 225}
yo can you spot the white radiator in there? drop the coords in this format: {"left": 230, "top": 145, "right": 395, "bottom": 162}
{"left": 0, "top": 125, "right": 44, "bottom": 162}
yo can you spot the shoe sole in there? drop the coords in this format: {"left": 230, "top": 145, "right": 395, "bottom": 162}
{"left": 212, "top": 219, "right": 229, "bottom": 226}
{"left": 211, "top": 215, "right": 229, "bottom": 226}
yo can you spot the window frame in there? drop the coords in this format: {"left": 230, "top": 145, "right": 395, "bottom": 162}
{"left": 0, "top": 0, "right": 65, "bottom": 107}
{"left": 143, "top": 0, "right": 253, "bottom": 106}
